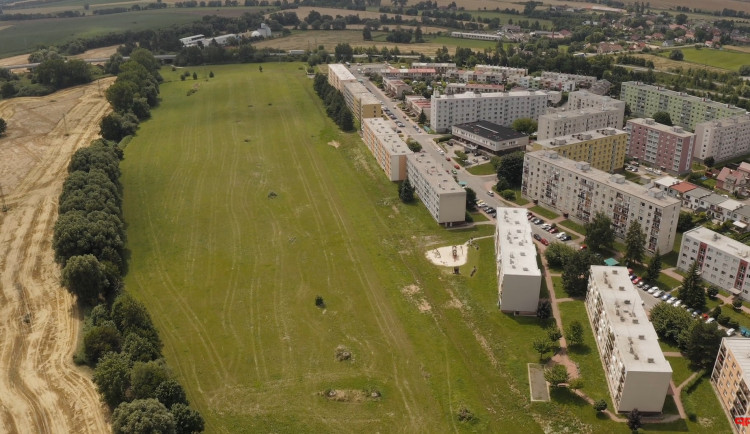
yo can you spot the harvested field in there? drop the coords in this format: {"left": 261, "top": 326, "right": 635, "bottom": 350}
{"left": 0, "top": 78, "right": 114, "bottom": 434}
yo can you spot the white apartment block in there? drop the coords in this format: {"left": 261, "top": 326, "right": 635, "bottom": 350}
{"left": 445, "top": 83, "right": 505, "bottom": 95}
{"left": 694, "top": 114, "right": 750, "bottom": 163}
{"left": 537, "top": 106, "right": 625, "bottom": 140}
{"left": 327, "top": 63, "right": 356, "bottom": 91}
{"left": 678, "top": 227, "right": 750, "bottom": 299}
{"left": 430, "top": 90, "right": 549, "bottom": 133}
{"left": 585, "top": 266, "right": 672, "bottom": 413}
{"left": 474, "top": 65, "right": 528, "bottom": 82}
{"left": 342, "top": 81, "right": 382, "bottom": 123}
{"left": 540, "top": 72, "right": 597, "bottom": 91}
{"left": 362, "top": 118, "right": 413, "bottom": 182}
{"left": 522, "top": 151, "right": 680, "bottom": 253}
{"left": 568, "top": 90, "right": 625, "bottom": 112}
{"left": 495, "top": 207, "right": 542, "bottom": 313}
{"left": 711, "top": 338, "right": 750, "bottom": 433}
{"left": 406, "top": 153, "right": 466, "bottom": 225}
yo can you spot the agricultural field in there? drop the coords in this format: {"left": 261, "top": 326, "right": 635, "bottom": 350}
{"left": 0, "top": 6, "right": 269, "bottom": 58}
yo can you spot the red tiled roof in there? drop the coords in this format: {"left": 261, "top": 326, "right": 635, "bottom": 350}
{"left": 670, "top": 182, "right": 697, "bottom": 193}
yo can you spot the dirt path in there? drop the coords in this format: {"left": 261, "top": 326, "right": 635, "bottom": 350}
{"left": 0, "top": 77, "right": 114, "bottom": 434}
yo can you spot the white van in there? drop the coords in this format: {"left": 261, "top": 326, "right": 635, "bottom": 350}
{"left": 727, "top": 328, "right": 736, "bottom": 337}
{"left": 706, "top": 317, "right": 716, "bottom": 324}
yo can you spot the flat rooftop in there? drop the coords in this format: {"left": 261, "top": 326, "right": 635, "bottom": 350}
{"left": 495, "top": 208, "right": 541, "bottom": 277}
{"left": 628, "top": 118, "right": 694, "bottom": 137}
{"left": 722, "top": 338, "right": 750, "bottom": 385}
{"left": 527, "top": 151, "right": 681, "bottom": 207}
{"left": 363, "top": 118, "right": 412, "bottom": 156}
{"left": 542, "top": 106, "right": 623, "bottom": 119}
{"left": 700, "top": 113, "right": 750, "bottom": 127}
{"left": 328, "top": 63, "right": 356, "bottom": 81}
{"left": 453, "top": 120, "right": 526, "bottom": 142}
{"left": 406, "top": 153, "right": 464, "bottom": 195}
{"left": 684, "top": 227, "right": 750, "bottom": 258}
{"left": 533, "top": 128, "right": 626, "bottom": 148}
{"left": 589, "top": 266, "right": 672, "bottom": 373}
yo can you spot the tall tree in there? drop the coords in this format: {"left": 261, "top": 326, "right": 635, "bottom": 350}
{"left": 61, "top": 254, "right": 109, "bottom": 304}
{"left": 465, "top": 187, "right": 477, "bottom": 210}
{"left": 417, "top": 111, "right": 426, "bottom": 124}
{"left": 93, "top": 351, "right": 133, "bottom": 408}
{"left": 171, "top": 403, "right": 204, "bottom": 434}
{"left": 363, "top": 26, "right": 372, "bottom": 41}
{"left": 112, "top": 399, "right": 176, "bottom": 434}
{"left": 624, "top": 221, "right": 646, "bottom": 266}
{"left": 652, "top": 111, "right": 673, "bottom": 126}
{"left": 565, "top": 320, "right": 584, "bottom": 347}
{"left": 399, "top": 179, "right": 415, "bottom": 203}
{"left": 511, "top": 118, "right": 537, "bottom": 135}
{"left": 544, "top": 365, "right": 569, "bottom": 387}
{"left": 583, "top": 212, "right": 614, "bottom": 252}
{"left": 681, "top": 320, "right": 724, "bottom": 369}
{"left": 532, "top": 337, "right": 553, "bottom": 360}
{"left": 650, "top": 303, "right": 692, "bottom": 344}
{"left": 562, "top": 249, "right": 597, "bottom": 296}
{"left": 645, "top": 248, "right": 662, "bottom": 282}
{"left": 627, "top": 408, "right": 642, "bottom": 431}
{"left": 678, "top": 260, "right": 705, "bottom": 310}
{"left": 496, "top": 151, "right": 525, "bottom": 186}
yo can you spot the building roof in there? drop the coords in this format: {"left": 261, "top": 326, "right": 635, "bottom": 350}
{"left": 669, "top": 182, "right": 697, "bottom": 194}
{"left": 654, "top": 176, "right": 681, "bottom": 189}
{"left": 542, "top": 106, "right": 622, "bottom": 120}
{"left": 685, "top": 186, "right": 712, "bottom": 198}
{"left": 722, "top": 338, "right": 750, "bottom": 385}
{"left": 328, "top": 63, "right": 356, "bottom": 81}
{"left": 702, "top": 193, "right": 730, "bottom": 207}
{"left": 362, "top": 118, "right": 412, "bottom": 156}
{"left": 719, "top": 198, "right": 743, "bottom": 211}
{"left": 434, "top": 89, "right": 549, "bottom": 101}
{"left": 495, "top": 207, "right": 541, "bottom": 277}
{"left": 527, "top": 151, "right": 680, "bottom": 206}
{"left": 684, "top": 227, "right": 750, "bottom": 259}
{"left": 406, "top": 153, "right": 465, "bottom": 195}
{"left": 452, "top": 120, "right": 526, "bottom": 142}
{"left": 589, "top": 266, "right": 672, "bottom": 373}
{"left": 627, "top": 118, "right": 694, "bottom": 137}
{"left": 533, "top": 128, "right": 627, "bottom": 149}
{"left": 734, "top": 205, "right": 750, "bottom": 219}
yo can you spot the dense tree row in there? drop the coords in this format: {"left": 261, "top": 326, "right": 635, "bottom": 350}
{"left": 100, "top": 48, "right": 162, "bottom": 142}
{"left": 312, "top": 73, "right": 355, "bottom": 131}
{"left": 50, "top": 47, "right": 204, "bottom": 432}
{"left": 650, "top": 303, "right": 725, "bottom": 369}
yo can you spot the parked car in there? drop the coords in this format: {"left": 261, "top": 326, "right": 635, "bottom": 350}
{"left": 652, "top": 290, "right": 663, "bottom": 298}
{"left": 533, "top": 234, "right": 542, "bottom": 241}
{"left": 661, "top": 294, "right": 671, "bottom": 301}
{"left": 560, "top": 235, "right": 571, "bottom": 241}
{"left": 550, "top": 228, "right": 558, "bottom": 234}
{"left": 556, "top": 232, "right": 568, "bottom": 239}
{"left": 706, "top": 317, "right": 716, "bottom": 324}
{"left": 673, "top": 300, "right": 682, "bottom": 307}
{"left": 454, "top": 164, "right": 460, "bottom": 170}
{"left": 446, "top": 157, "right": 451, "bottom": 161}
{"left": 632, "top": 277, "right": 642, "bottom": 284}
{"left": 727, "top": 328, "right": 736, "bottom": 336}
{"left": 487, "top": 190, "right": 495, "bottom": 197}
{"left": 541, "top": 223, "right": 551, "bottom": 230}
{"left": 650, "top": 286, "right": 659, "bottom": 292}
{"left": 647, "top": 287, "right": 657, "bottom": 294}
{"left": 540, "top": 238, "right": 550, "bottom": 246}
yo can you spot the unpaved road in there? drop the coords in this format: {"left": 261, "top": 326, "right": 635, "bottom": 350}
{"left": 0, "top": 78, "right": 114, "bottom": 433}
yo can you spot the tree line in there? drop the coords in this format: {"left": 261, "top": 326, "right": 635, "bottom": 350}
{"left": 51, "top": 48, "right": 204, "bottom": 433}
{"left": 312, "top": 73, "right": 355, "bottom": 132}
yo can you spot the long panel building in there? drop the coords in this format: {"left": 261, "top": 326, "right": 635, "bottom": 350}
{"left": 406, "top": 153, "right": 466, "bottom": 225}
{"left": 620, "top": 81, "right": 746, "bottom": 130}
{"left": 342, "top": 81, "right": 382, "bottom": 124}
{"left": 678, "top": 227, "right": 750, "bottom": 300}
{"left": 429, "top": 90, "right": 549, "bottom": 133}
{"left": 495, "top": 207, "right": 542, "bottom": 313}
{"left": 536, "top": 90, "right": 625, "bottom": 140}
{"left": 712, "top": 338, "right": 750, "bottom": 432}
{"left": 694, "top": 114, "right": 750, "bottom": 163}
{"left": 362, "top": 118, "right": 412, "bottom": 181}
{"left": 626, "top": 118, "right": 695, "bottom": 175}
{"left": 531, "top": 127, "right": 628, "bottom": 172}
{"left": 522, "top": 151, "right": 680, "bottom": 252}
{"left": 585, "top": 266, "right": 672, "bottom": 413}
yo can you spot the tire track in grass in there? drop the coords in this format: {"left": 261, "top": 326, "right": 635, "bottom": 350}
{"left": 284, "top": 80, "right": 425, "bottom": 429}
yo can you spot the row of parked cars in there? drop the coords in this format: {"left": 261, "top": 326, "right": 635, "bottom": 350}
{"left": 475, "top": 200, "right": 496, "bottom": 218}
{"left": 527, "top": 212, "right": 572, "bottom": 241}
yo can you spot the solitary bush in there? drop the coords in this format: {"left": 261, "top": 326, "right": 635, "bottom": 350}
{"left": 501, "top": 190, "right": 515, "bottom": 200}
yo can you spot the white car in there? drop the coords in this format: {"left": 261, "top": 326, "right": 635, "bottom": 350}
{"left": 647, "top": 287, "right": 657, "bottom": 294}
{"left": 541, "top": 223, "right": 551, "bottom": 230}
{"left": 673, "top": 300, "right": 682, "bottom": 308}
{"left": 556, "top": 232, "right": 568, "bottom": 239}
{"left": 652, "top": 290, "right": 663, "bottom": 298}
{"left": 727, "top": 328, "right": 736, "bottom": 336}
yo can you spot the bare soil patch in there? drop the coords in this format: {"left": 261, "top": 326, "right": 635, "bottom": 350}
{"left": 320, "top": 388, "right": 381, "bottom": 402}
{"left": 328, "top": 140, "right": 340, "bottom": 148}
{"left": 0, "top": 78, "right": 114, "bottom": 433}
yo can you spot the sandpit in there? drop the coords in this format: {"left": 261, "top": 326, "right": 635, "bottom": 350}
{"left": 425, "top": 243, "right": 469, "bottom": 267}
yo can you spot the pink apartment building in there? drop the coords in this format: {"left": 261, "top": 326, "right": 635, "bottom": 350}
{"left": 626, "top": 118, "right": 695, "bottom": 175}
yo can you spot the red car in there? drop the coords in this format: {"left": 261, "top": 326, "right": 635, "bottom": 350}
{"left": 540, "top": 238, "right": 550, "bottom": 246}
{"left": 446, "top": 157, "right": 451, "bottom": 161}
{"left": 579, "top": 244, "right": 587, "bottom": 250}
{"left": 454, "top": 164, "right": 460, "bottom": 169}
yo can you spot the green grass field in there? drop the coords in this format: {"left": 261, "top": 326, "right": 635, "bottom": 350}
{"left": 669, "top": 47, "right": 750, "bottom": 72}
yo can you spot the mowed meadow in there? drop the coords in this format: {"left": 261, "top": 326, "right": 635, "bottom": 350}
{"left": 120, "top": 63, "right": 624, "bottom": 433}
